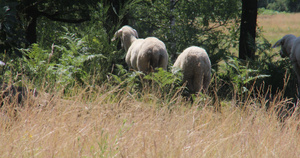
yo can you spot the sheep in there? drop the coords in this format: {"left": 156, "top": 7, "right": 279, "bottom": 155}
{"left": 272, "top": 34, "right": 300, "bottom": 97}
{"left": 172, "top": 46, "right": 211, "bottom": 94}
{"left": 111, "top": 25, "right": 168, "bottom": 73}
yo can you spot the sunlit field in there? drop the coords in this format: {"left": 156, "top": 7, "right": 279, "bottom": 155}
{"left": 1, "top": 81, "right": 300, "bottom": 157}
{"left": 1, "top": 13, "right": 300, "bottom": 157}
{"left": 257, "top": 13, "right": 300, "bottom": 43}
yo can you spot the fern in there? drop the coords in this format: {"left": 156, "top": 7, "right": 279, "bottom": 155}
{"left": 224, "top": 56, "right": 270, "bottom": 95}
{"left": 19, "top": 29, "right": 106, "bottom": 89}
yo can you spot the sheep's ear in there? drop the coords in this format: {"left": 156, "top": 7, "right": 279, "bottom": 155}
{"left": 111, "top": 28, "right": 123, "bottom": 41}
{"left": 133, "top": 29, "right": 138, "bottom": 38}
{"left": 272, "top": 38, "right": 283, "bottom": 48}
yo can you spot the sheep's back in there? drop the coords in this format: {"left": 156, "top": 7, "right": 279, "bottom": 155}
{"left": 173, "top": 46, "right": 211, "bottom": 92}
{"left": 126, "top": 39, "right": 145, "bottom": 70}
{"left": 140, "top": 37, "right": 167, "bottom": 56}
{"left": 137, "top": 37, "right": 169, "bottom": 71}
{"left": 175, "top": 46, "right": 211, "bottom": 74}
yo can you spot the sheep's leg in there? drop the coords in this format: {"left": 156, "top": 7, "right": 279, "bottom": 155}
{"left": 149, "top": 58, "right": 159, "bottom": 72}
{"left": 203, "top": 73, "right": 211, "bottom": 92}
{"left": 137, "top": 53, "right": 148, "bottom": 73}
{"left": 183, "top": 75, "right": 196, "bottom": 94}
{"left": 182, "top": 79, "right": 194, "bottom": 104}
{"left": 137, "top": 60, "right": 149, "bottom": 73}
{"left": 158, "top": 54, "right": 168, "bottom": 70}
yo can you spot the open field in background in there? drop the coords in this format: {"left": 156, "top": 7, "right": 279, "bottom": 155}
{"left": 1, "top": 13, "right": 300, "bottom": 157}
{"left": 257, "top": 13, "right": 300, "bottom": 44}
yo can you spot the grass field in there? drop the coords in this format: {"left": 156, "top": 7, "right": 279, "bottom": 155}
{"left": 1, "top": 13, "right": 300, "bottom": 157}
{"left": 257, "top": 12, "right": 300, "bottom": 43}
{"left": 1, "top": 83, "right": 300, "bottom": 157}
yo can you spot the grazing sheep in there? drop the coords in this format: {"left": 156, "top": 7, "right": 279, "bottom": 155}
{"left": 172, "top": 46, "right": 211, "bottom": 94}
{"left": 272, "top": 34, "right": 300, "bottom": 97}
{"left": 112, "top": 25, "right": 168, "bottom": 73}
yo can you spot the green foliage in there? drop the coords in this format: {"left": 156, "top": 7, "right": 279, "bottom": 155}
{"left": 259, "top": 0, "right": 300, "bottom": 12}
{"left": 19, "top": 30, "right": 105, "bottom": 90}
{"left": 1, "top": 0, "right": 299, "bottom": 104}
{"left": 109, "top": 64, "right": 143, "bottom": 90}
{"left": 144, "top": 67, "right": 182, "bottom": 95}
{"left": 21, "top": 43, "right": 55, "bottom": 83}
{"left": 129, "top": 0, "right": 241, "bottom": 69}
{"left": 54, "top": 30, "right": 105, "bottom": 86}
{"left": 258, "top": 8, "right": 283, "bottom": 15}
{"left": 0, "top": 1, "right": 26, "bottom": 57}
{"left": 36, "top": 2, "right": 127, "bottom": 83}
{"left": 252, "top": 35, "right": 297, "bottom": 98}
{"left": 267, "top": 0, "right": 289, "bottom": 12}
{"left": 109, "top": 65, "right": 183, "bottom": 102}
{"left": 221, "top": 56, "right": 270, "bottom": 96}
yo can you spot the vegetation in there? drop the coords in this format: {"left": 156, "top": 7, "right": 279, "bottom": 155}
{"left": 1, "top": 82, "right": 300, "bottom": 157}
{"left": 1, "top": 0, "right": 300, "bottom": 156}
{"left": 258, "top": 0, "right": 300, "bottom": 12}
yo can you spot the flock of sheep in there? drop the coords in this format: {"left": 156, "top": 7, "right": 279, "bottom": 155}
{"left": 112, "top": 25, "right": 300, "bottom": 98}
{"left": 112, "top": 25, "right": 211, "bottom": 95}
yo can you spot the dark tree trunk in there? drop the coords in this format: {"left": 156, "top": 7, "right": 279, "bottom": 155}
{"left": 21, "top": 2, "right": 92, "bottom": 48}
{"left": 239, "top": 0, "right": 257, "bottom": 60}
{"left": 24, "top": 4, "right": 40, "bottom": 47}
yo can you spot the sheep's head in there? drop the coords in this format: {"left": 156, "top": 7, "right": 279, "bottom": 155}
{"left": 272, "top": 34, "right": 296, "bottom": 58}
{"left": 111, "top": 25, "right": 138, "bottom": 51}
{"left": 272, "top": 38, "right": 289, "bottom": 58}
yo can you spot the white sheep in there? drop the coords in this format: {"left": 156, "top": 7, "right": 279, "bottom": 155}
{"left": 111, "top": 25, "right": 168, "bottom": 73}
{"left": 172, "top": 46, "right": 211, "bottom": 94}
{"left": 272, "top": 34, "right": 300, "bottom": 97}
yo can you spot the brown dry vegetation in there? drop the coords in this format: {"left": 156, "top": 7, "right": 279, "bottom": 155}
{"left": 1, "top": 82, "right": 300, "bottom": 158}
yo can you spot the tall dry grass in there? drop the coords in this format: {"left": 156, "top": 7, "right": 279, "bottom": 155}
{"left": 1, "top": 82, "right": 299, "bottom": 158}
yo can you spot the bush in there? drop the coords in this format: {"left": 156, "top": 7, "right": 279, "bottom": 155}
{"left": 109, "top": 65, "right": 183, "bottom": 103}
{"left": 17, "top": 30, "right": 105, "bottom": 91}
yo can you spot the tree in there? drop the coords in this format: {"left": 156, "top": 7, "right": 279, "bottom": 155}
{"left": 0, "top": 0, "right": 98, "bottom": 55}
{"left": 103, "top": 0, "right": 129, "bottom": 32}
{"left": 130, "top": 0, "right": 241, "bottom": 65}
{"left": 20, "top": 0, "right": 99, "bottom": 46}
{"left": 239, "top": 0, "right": 258, "bottom": 60}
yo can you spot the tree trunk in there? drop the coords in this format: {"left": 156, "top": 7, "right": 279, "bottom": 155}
{"left": 24, "top": 4, "right": 39, "bottom": 47}
{"left": 239, "top": 0, "right": 257, "bottom": 60}
{"left": 169, "top": 0, "right": 177, "bottom": 62}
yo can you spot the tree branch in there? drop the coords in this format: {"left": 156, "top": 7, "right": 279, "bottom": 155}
{"left": 39, "top": 11, "right": 91, "bottom": 23}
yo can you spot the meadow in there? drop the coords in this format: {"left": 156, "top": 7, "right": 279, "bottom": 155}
{"left": 257, "top": 12, "right": 300, "bottom": 43}
{"left": 1, "top": 13, "right": 300, "bottom": 158}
